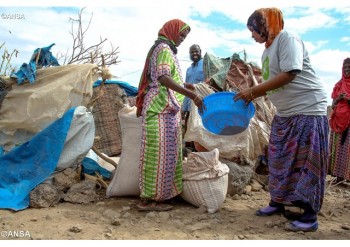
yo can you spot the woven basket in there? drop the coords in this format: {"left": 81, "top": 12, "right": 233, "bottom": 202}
{"left": 91, "top": 84, "right": 128, "bottom": 156}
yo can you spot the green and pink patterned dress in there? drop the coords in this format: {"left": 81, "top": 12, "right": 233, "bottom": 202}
{"left": 139, "top": 42, "right": 184, "bottom": 201}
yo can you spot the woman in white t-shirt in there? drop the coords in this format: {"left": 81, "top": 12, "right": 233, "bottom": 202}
{"left": 234, "top": 7, "right": 329, "bottom": 232}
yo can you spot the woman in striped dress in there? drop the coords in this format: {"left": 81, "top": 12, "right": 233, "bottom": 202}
{"left": 328, "top": 58, "right": 350, "bottom": 183}
{"left": 135, "top": 19, "right": 204, "bottom": 211}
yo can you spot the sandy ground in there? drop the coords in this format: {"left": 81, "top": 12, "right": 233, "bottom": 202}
{"left": 1, "top": 176, "right": 349, "bottom": 241}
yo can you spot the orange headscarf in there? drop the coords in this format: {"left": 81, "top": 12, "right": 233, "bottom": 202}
{"left": 135, "top": 19, "right": 190, "bottom": 117}
{"left": 329, "top": 58, "right": 350, "bottom": 133}
{"left": 247, "top": 7, "right": 284, "bottom": 48}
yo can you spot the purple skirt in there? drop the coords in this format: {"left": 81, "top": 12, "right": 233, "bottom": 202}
{"left": 268, "top": 115, "right": 329, "bottom": 212}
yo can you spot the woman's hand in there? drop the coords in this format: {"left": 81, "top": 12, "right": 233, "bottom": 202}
{"left": 234, "top": 88, "right": 255, "bottom": 105}
{"left": 192, "top": 94, "right": 206, "bottom": 114}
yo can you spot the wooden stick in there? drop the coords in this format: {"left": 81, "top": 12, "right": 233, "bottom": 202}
{"left": 92, "top": 145, "right": 118, "bottom": 168}
{"left": 84, "top": 173, "right": 108, "bottom": 189}
{"left": 35, "top": 48, "right": 41, "bottom": 66}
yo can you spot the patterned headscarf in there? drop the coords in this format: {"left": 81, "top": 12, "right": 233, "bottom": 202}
{"left": 247, "top": 8, "right": 284, "bottom": 48}
{"left": 330, "top": 58, "right": 350, "bottom": 133}
{"left": 158, "top": 19, "right": 190, "bottom": 54}
{"left": 135, "top": 19, "right": 190, "bottom": 117}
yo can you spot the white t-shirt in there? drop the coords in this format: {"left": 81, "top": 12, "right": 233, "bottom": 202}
{"left": 261, "top": 30, "right": 328, "bottom": 117}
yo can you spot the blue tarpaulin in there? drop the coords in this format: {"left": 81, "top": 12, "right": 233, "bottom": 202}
{"left": 0, "top": 107, "right": 75, "bottom": 211}
{"left": 81, "top": 157, "right": 112, "bottom": 180}
{"left": 93, "top": 80, "right": 138, "bottom": 97}
{"left": 11, "top": 43, "right": 59, "bottom": 84}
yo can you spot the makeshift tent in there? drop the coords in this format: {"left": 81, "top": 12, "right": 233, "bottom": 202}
{"left": 0, "top": 63, "right": 100, "bottom": 210}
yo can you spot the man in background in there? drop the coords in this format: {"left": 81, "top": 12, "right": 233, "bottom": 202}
{"left": 182, "top": 44, "right": 205, "bottom": 143}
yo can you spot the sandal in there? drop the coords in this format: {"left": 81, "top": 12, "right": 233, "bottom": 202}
{"left": 255, "top": 205, "right": 285, "bottom": 216}
{"left": 285, "top": 220, "right": 318, "bottom": 232}
{"left": 136, "top": 201, "right": 173, "bottom": 212}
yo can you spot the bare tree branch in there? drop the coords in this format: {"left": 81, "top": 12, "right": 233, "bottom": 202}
{"left": 60, "top": 7, "right": 120, "bottom": 67}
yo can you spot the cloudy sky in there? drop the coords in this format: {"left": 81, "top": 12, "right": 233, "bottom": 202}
{"left": 1, "top": 0, "right": 350, "bottom": 104}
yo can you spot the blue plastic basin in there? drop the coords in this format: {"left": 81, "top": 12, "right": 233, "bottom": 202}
{"left": 198, "top": 92, "right": 255, "bottom": 135}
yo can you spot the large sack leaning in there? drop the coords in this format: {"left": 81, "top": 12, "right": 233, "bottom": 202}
{"left": 181, "top": 148, "right": 229, "bottom": 213}
{"left": 106, "top": 106, "right": 141, "bottom": 197}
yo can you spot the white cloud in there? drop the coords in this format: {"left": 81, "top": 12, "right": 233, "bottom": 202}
{"left": 341, "top": 37, "right": 350, "bottom": 46}
{"left": 285, "top": 10, "right": 338, "bottom": 34}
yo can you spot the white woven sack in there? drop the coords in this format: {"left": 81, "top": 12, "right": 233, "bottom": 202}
{"left": 181, "top": 148, "right": 229, "bottom": 213}
{"left": 181, "top": 175, "right": 228, "bottom": 213}
{"left": 106, "top": 106, "right": 141, "bottom": 197}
